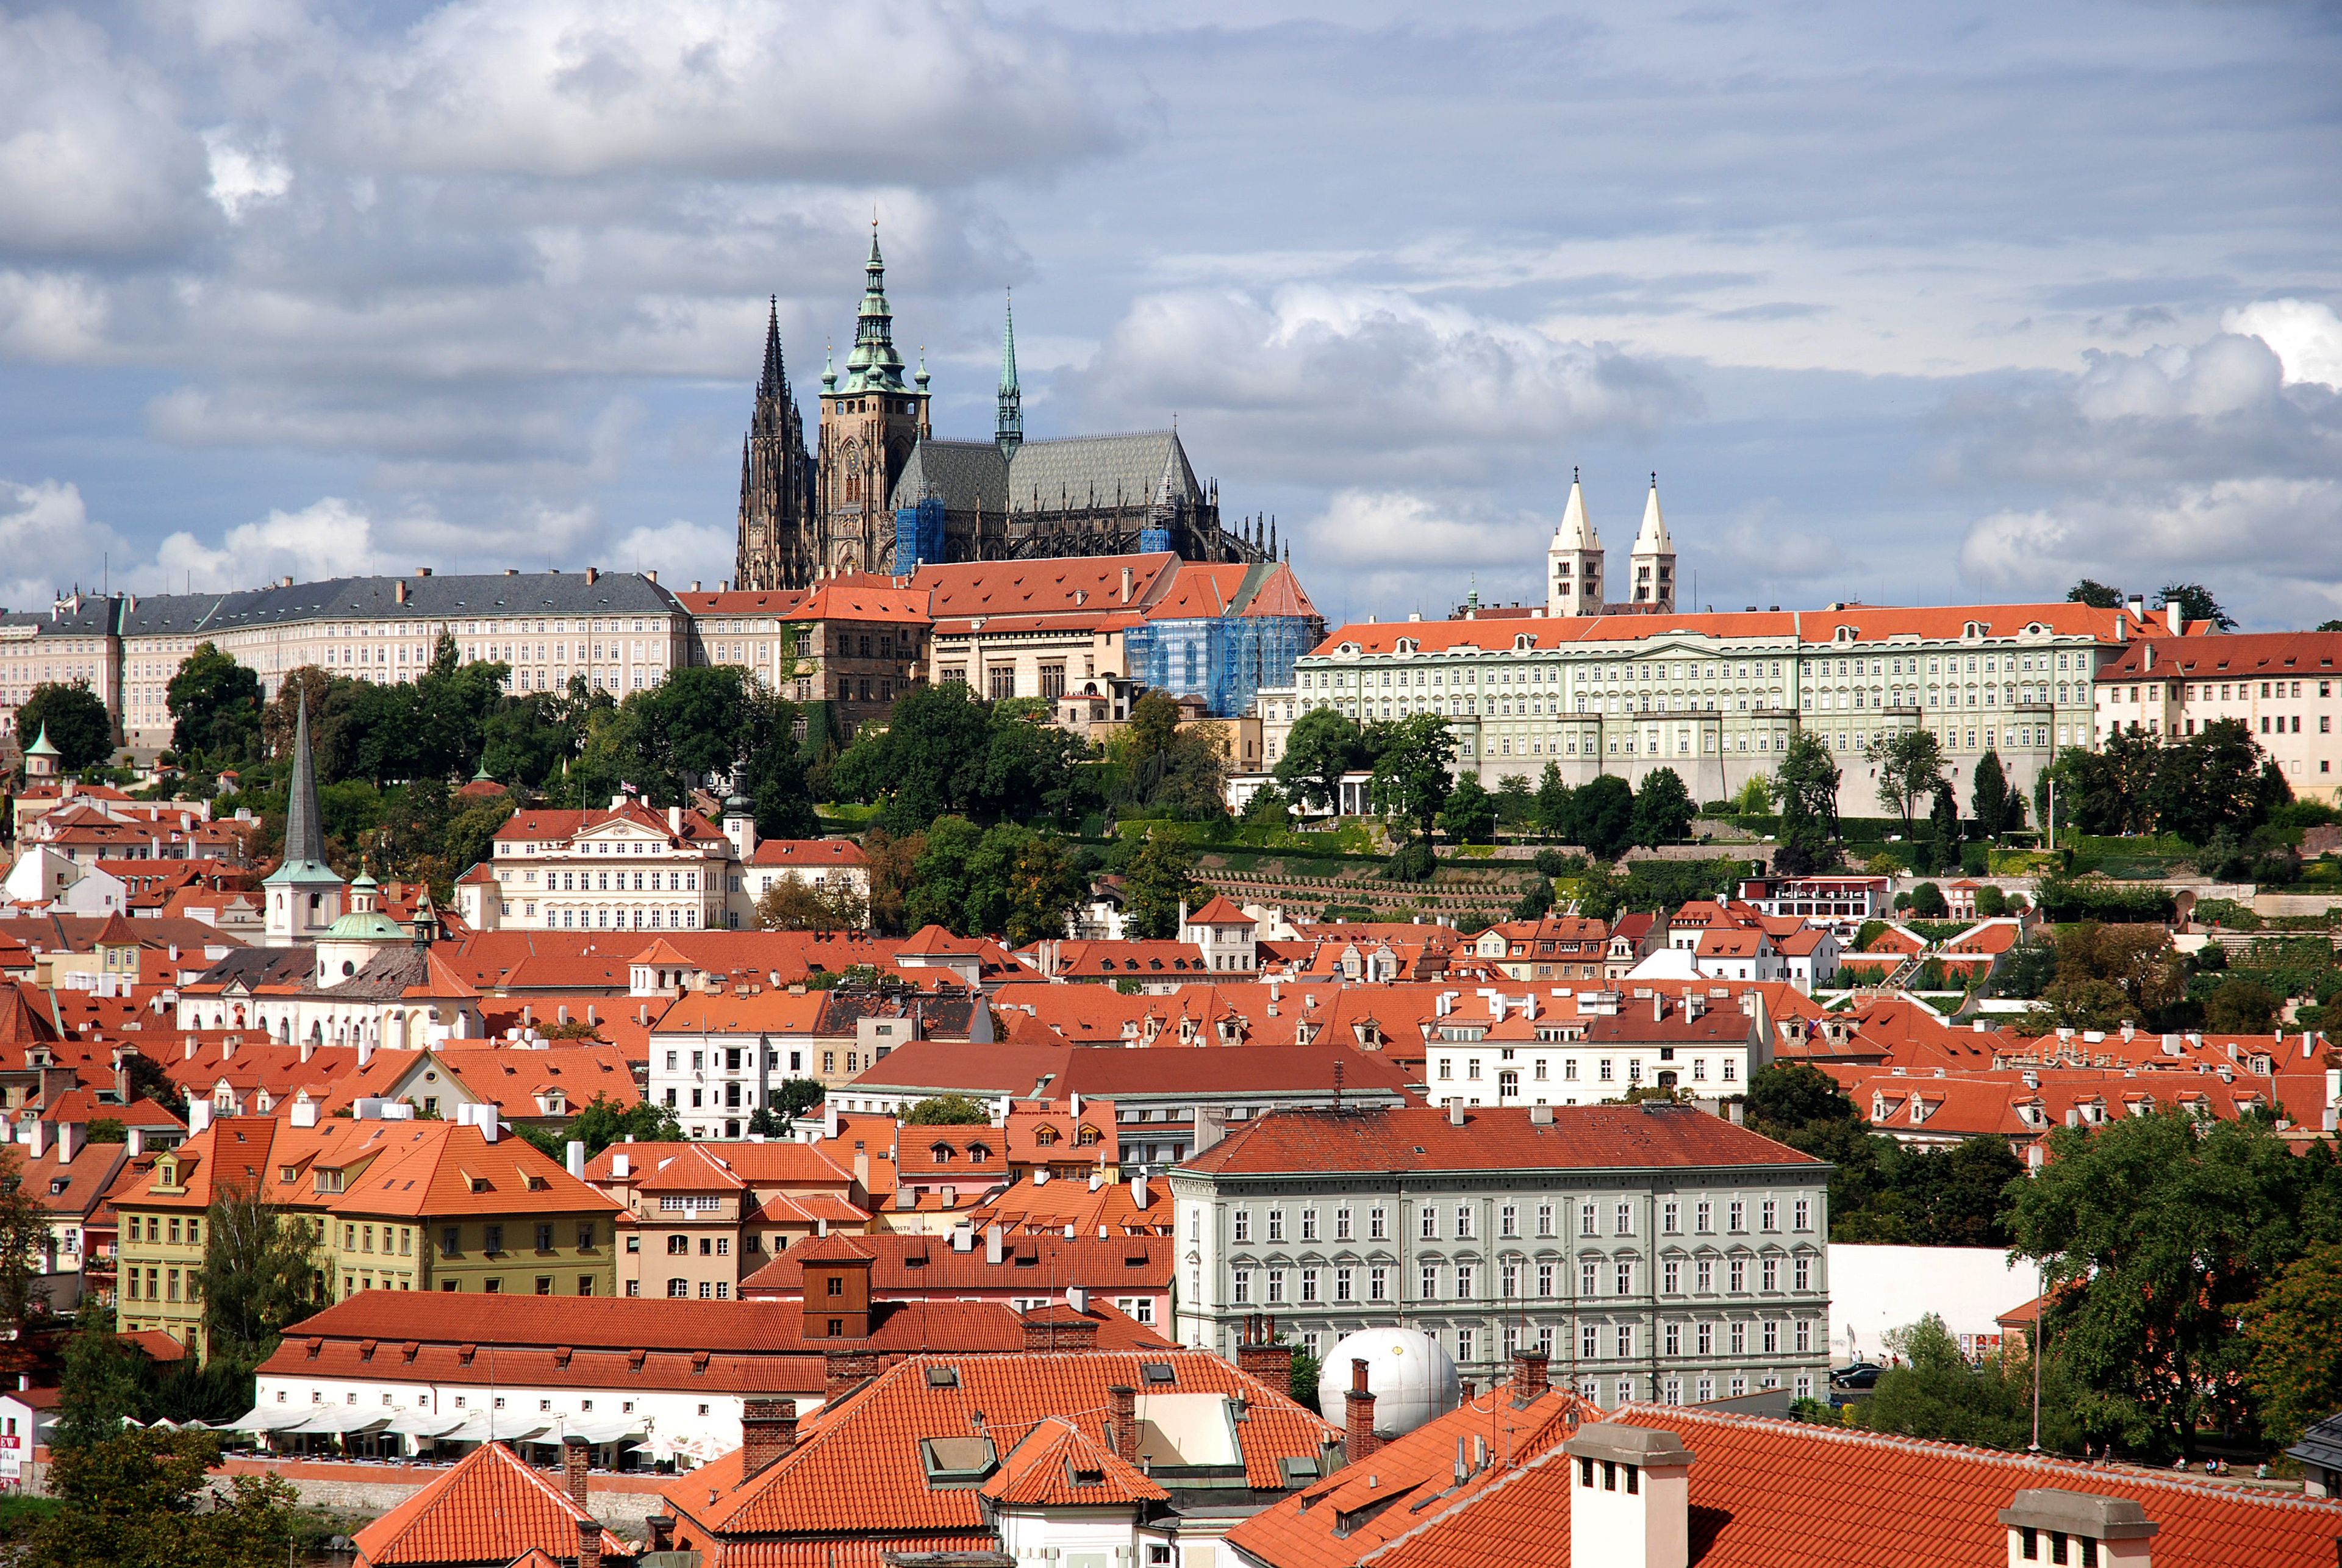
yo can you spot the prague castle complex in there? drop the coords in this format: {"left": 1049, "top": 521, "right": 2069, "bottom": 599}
{"left": 734, "top": 229, "right": 1275, "bottom": 590}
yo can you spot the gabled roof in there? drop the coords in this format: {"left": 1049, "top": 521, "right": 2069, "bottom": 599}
{"left": 352, "top": 1441, "right": 628, "bottom": 1567}
{"left": 1183, "top": 1104, "right": 1813, "bottom": 1178}
{"left": 981, "top": 1415, "right": 1169, "bottom": 1507}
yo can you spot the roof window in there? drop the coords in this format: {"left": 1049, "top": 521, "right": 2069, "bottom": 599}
{"left": 918, "top": 1435, "right": 997, "bottom": 1487}
{"left": 926, "top": 1366, "right": 962, "bottom": 1389}
{"left": 1141, "top": 1361, "right": 1176, "bottom": 1385}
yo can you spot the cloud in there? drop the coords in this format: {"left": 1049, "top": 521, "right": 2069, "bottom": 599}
{"left": 0, "top": 478, "right": 131, "bottom": 612}
{"left": 0, "top": 13, "right": 207, "bottom": 259}
{"left": 0, "top": 273, "right": 112, "bottom": 363}
{"left": 151, "top": 498, "right": 386, "bottom": 592}
{"left": 338, "top": 0, "right": 1116, "bottom": 184}
{"left": 1072, "top": 286, "right": 1691, "bottom": 485}
{"left": 203, "top": 127, "right": 293, "bottom": 221}
{"left": 613, "top": 518, "right": 734, "bottom": 587}
{"left": 2225, "top": 298, "right": 2342, "bottom": 388}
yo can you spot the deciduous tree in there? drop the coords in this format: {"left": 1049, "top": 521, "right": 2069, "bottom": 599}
{"left": 2066, "top": 579, "right": 2125, "bottom": 610}
{"left": 165, "top": 643, "right": 262, "bottom": 762}
{"left": 1274, "top": 708, "right": 1366, "bottom": 815}
{"left": 2242, "top": 1241, "right": 2342, "bottom": 1446}
{"left": 1366, "top": 714, "right": 1456, "bottom": 845}
{"left": 195, "top": 1185, "right": 324, "bottom": 1369}
{"left": 15, "top": 683, "right": 112, "bottom": 772}
{"left": 1122, "top": 832, "right": 1208, "bottom": 940}
{"left": 1868, "top": 729, "right": 1947, "bottom": 838}
{"left": 22, "top": 1428, "right": 298, "bottom": 1568}
{"left": 1439, "top": 773, "right": 1497, "bottom": 845}
{"left": 1630, "top": 767, "right": 1694, "bottom": 848}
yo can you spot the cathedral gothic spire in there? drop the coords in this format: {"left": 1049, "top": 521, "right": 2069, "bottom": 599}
{"left": 734, "top": 296, "right": 817, "bottom": 591}
{"left": 996, "top": 290, "right": 1023, "bottom": 457}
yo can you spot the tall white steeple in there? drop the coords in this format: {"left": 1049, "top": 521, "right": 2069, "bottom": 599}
{"left": 1545, "top": 467, "right": 1605, "bottom": 617}
{"left": 1628, "top": 472, "right": 1675, "bottom": 610}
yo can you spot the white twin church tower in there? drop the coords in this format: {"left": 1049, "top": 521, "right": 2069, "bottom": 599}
{"left": 1545, "top": 470, "right": 1675, "bottom": 618}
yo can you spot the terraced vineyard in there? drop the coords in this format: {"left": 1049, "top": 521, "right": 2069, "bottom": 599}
{"left": 1194, "top": 848, "right": 1547, "bottom": 924}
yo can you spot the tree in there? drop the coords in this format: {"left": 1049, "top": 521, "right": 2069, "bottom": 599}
{"left": 1366, "top": 714, "right": 1457, "bottom": 845}
{"left": 1440, "top": 773, "right": 1497, "bottom": 845}
{"left": 1974, "top": 884, "right": 2009, "bottom": 918}
{"left": 519, "top": 1095, "right": 684, "bottom": 1162}
{"left": 53, "top": 1300, "right": 143, "bottom": 1452}
{"left": 2242, "top": 1241, "right": 2342, "bottom": 1446}
{"left": 1773, "top": 732, "right": 1840, "bottom": 873}
{"left": 1533, "top": 762, "right": 1574, "bottom": 837}
{"left": 2067, "top": 579, "right": 2125, "bottom": 609}
{"left": 1925, "top": 781, "right": 1961, "bottom": 875}
{"left": 830, "top": 683, "right": 995, "bottom": 833}
{"left": 2319, "top": 619, "right": 2342, "bottom": 634}
{"left": 195, "top": 1186, "right": 325, "bottom": 1369}
{"left": 0, "top": 1147, "right": 50, "bottom": 1329}
{"left": 2149, "top": 718, "right": 2269, "bottom": 845}
{"left": 15, "top": 683, "right": 112, "bottom": 771}
{"left": 1629, "top": 767, "right": 1694, "bottom": 848}
{"left": 1573, "top": 773, "right": 1636, "bottom": 862}
{"left": 2155, "top": 582, "right": 2237, "bottom": 632}
{"left": 2204, "top": 976, "right": 2278, "bottom": 1034}
{"left": 859, "top": 826, "right": 922, "bottom": 937}
{"left": 903, "top": 816, "right": 988, "bottom": 935}
{"left": 1868, "top": 729, "right": 1946, "bottom": 839}
{"left": 1122, "top": 831, "right": 1207, "bottom": 940}
{"left": 2022, "top": 923, "right": 2185, "bottom": 1034}
{"left": 1907, "top": 881, "right": 1948, "bottom": 918}
{"left": 165, "top": 643, "right": 262, "bottom": 762}
{"left": 1861, "top": 1314, "right": 2083, "bottom": 1452}
{"left": 2005, "top": 1111, "right": 2307, "bottom": 1458}
{"left": 1276, "top": 709, "right": 1367, "bottom": 815}
{"left": 1494, "top": 773, "right": 1534, "bottom": 829}
{"left": 1971, "top": 750, "right": 2012, "bottom": 840}
{"left": 21, "top": 1427, "right": 298, "bottom": 1568}
{"left": 964, "top": 823, "right": 1086, "bottom": 946}
{"left": 903, "top": 1094, "right": 991, "bottom": 1125}
{"left": 756, "top": 873, "right": 868, "bottom": 931}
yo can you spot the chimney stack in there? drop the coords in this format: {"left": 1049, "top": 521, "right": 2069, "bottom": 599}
{"left": 1345, "top": 1358, "right": 1380, "bottom": 1462}
{"left": 1997, "top": 1490, "right": 2157, "bottom": 1567}
{"left": 1108, "top": 1384, "right": 1139, "bottom": 1465}
{"left": 563, "top": 1436, "right": 591, "bottom": 1509}
{"left": 986, "top": 1223, "right": 1004, "bottom": 1265}
{"left": 1565, "top": 1423, "right": 1696, "bottom": 1568}
{"left": 576, "top": 1517, "right": 603, "bottom": 1568}
{"left": 1235, "top": 1314, "right": 1295, "bottom": 1400}
{"left": 56, "top": 1120, "right": 81, "bottom": 1165}
{"left": 740, "top": 1398, "right": 799, "bottom": 1478}
{"left": 1513, "top": 1348, "right": 1551, "bottom": 1404}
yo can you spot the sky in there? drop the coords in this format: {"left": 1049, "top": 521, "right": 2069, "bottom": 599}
{"left": 1, "top": 0, "right": 2338, "bottom": 632}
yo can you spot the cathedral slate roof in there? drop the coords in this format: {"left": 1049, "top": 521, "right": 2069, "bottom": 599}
{"left": 892, "top": 431, "right": 1204, "bottom": 517}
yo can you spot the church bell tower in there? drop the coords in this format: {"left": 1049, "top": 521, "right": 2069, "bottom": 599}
{"left": 1547, "top": 467, "right": 1604, "bottom": 617}
{"left": 815, "top": 225, "right": 931, "bottom": 576}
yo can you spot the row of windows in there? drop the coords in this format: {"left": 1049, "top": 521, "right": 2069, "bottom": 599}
{"left": 1222, "top": 1196, "right": 1811, "bottom": 1245}
{"left": 1437, "top": 1056, "right": 1739, "bottom": 1086}
{"left": 1305, "top": 648, "right": 2084, "bottom": 693}
{"left": 436, "top": 1222, "right": 598, "bottom": 1256}
{"left": 1228, "top": 1253, "right": 1817, "bottom": 1304}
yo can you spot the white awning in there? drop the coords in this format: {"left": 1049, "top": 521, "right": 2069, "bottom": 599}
{"left": 287, "top": 1407, "right": 395, "bottom": 1436}
{"left": 217, "top": 1406, "right": 312, "bottom": 1433}
{"left": 438, "top": 1411, "right": 551, "bottom": 1445}
{"left": 382, "top": 1409, "right": 469, "bottom": 1438}
{"left": 553, "top": 1413, "right": 646, "bottom": 1445}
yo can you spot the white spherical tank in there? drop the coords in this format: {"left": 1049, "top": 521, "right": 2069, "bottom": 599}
{"left": 1316, "top": 1326, "right": 1459, "bottom": 1437}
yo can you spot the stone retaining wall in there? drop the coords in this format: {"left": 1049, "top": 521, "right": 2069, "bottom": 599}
{"left": 213, "top": 1457, "right": 672, "bottom": 1534}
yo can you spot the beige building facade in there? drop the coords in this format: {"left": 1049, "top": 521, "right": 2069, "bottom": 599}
{"left": 2093, "top": 629, "right": 2342, "bottom": 803}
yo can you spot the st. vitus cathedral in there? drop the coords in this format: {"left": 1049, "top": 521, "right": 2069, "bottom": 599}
{"left": 734, "top": 229, "right": 1277, "bottom": 590}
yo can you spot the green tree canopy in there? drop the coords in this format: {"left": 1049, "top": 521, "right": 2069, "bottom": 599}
{"left": 1275, "top": 708, "right": 1367, "bottom": 814}
{"left": 1861, "top": 1314, "right": 2085, "bottom": 1452}
{"left": 1439, "top": 773, "right": 1497, "bottom": 845}
{"left": 1630, "top": 767, "right": 1694, "bottom": 848}
{"left": 1574, "top": 773, "right": 1636, "bottom": 862}
{"left": 903, "top": 1093, "right": 992, "bottom": 1125}
{"left": 166, "top": 643, "right": 263, "bottom": 762}
{"left": 53, "top": 1301, "right": 144, "bottom": 1452}
{"left": 1773, "top": 732, "right": 1841, "bottom": 873}
{"left": 1366, "top": 714, "right": 1456, "bottom": 844}
{"left": 1907, "top": 881, "right": 1947, "bottom": 918}
{"left": 518, "top": 1094, "right": 684, "bottom": 1162}
{"left": 2005, "top": 1111, "right": 2313, "bottom": 1458}
{"left": 1971, "top": 750, "right": 2013, "bottom": 839}
{"left": 1122, "top": 831, "right": 1208, "bottom": 940}
{"left": 2155, "top": 582, "right": 2237, "bottom": 632}
{"left": 2243, "top": 1240, "right": 2342, "bottom": 1447}
{"left": 2066, "top": 579, "right": 2125, "bottom": 609}
{"left": 15, "top": 682, "right": 112, "bottom": 771}
{"left": 1868, "top": 728, "right": 1946, "bottom": 837}
{"left": 22, "top": 1428, "right": 298, "bottom": 1568}
{"left": 756, "top": 873, "right": 868, "bottom": 931}
{"left": 195, "top": 1186, "right": 324, "bottom": 1369}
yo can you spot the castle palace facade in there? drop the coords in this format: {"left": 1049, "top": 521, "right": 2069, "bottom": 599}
{"left": 735, "top": 231, "right": 1275, "bottom": 591}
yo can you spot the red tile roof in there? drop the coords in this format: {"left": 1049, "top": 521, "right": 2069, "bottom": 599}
{"left": 748, "top": 839, "right": 872, "bottom": 869}
{"left": 1313, "top": 600, "right": 2155, "bottom": 657}
{"left": 742, "top": 1233, "right": 1170, "bottom": 1300}
{"left": 1183, "top": 1104, "right": 1816, "bottom": 1178}
{"left": 352, "top": 1440, "right": 628, "bottom": 1567}
{"left": 2096, "top": 629, "right": 2342, "bottom": 681}
{"left": 979, "top": 1415, "right": 1169, "bottom": 1506}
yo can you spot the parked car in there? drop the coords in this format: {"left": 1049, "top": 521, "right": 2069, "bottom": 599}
{"left": 1832, "top": 1362, "right": 1883, "bottom": 1390}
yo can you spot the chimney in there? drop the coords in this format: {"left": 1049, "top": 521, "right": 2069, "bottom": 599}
{"left": 563, "top": 1435, "right": 592, "bottom": 1509}
{"left": 357, "top": 1040, "right": 373, "bottom": 1069}
{"left": 576, "top": 1517, "right": 603, "bottom": 1568}
{"left": 23, "top": 1122, "right": 44, "bottom": 1161}
{"left": 825, "top": 1348, "right": 881, "bottom": 1400}
{"left": 585, "top": 567, "right": 600, "bottom": 586}
{"left": 986, "top": 1223, "right": 1004, "bottom": 1265}
{"left": 1512, "top": 1348, "right": 1550, "bottom": 1403}
{"left": 56, "top": 1120, "right": 82, "bottom": 1164}
{"left": 1998, "top": 1489, "right": 2157, "bottom": 1567}
{"left": 1130, "top": 1170, "right": 1150, "bottom": 1208}
{"left": 1022, "top": 1309, "right": 1099, "bottom": 1354}
{"left": 187, "top": 1100, "right": 213, "bottom": 1134}
{"left": 1107, "top": 1384, "right": 1139, "bottom": 1465}
{"left": 612, "top": 1153, "right": 629, "bottom": 1178}
{"left": 739, "top": 1398, "right": 799, "bottom": 1477}
{"left": 1448, "top": 1101, "right": 1465, "bottom": 1127}
{"left": 567, "top": 1140, "right": 586, "bottom": 1180}
{"left": 395, "top": 581, "right": 408, "bottom": 604}
{"left": 1120, "top": 567, "right": 1134, "bottom": 604}
{"left": 415, "top": 567, "right": 432, "bottom": 578}
{"left": 1530, "top": 1103, "right": 1555, "bottom": 1126}
{"left": 1565, "top": 1423, "right": 1696, "bottom": 1568}
{"left": 290, "top": 1100, "right": 319, "bottom": 1128}
{"left": 1345, "top": 1358, "right": 1379, "bottom": 1462}
{"left": 1236, "top": 1316, "right": 1295, "bottom": 1400}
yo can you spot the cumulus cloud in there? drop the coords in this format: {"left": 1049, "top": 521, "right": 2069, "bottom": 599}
{"left": 0, "top": 272, "right": 112, "bottom": 363}
{"left": 1949, "top": 321, "right": 2342, "bottom": 625}
{"left": 613, "top": 518, "right": 734, "bottom": 587}
{"left": 202, "top": 127, "right": 293, "bottom": 221}
{"left": 0, "top": 479, "right": 131, "bottom": 611}
{"left": 1073, "top": 287, "right": 1690, "bottom": 485}
{"left": 2225, "top": 298, "right": 2342, "bottom": 388}
{"left": 339, "top": 0, "right": 1115, "bottom": 183}
{"left": 151, "top": 498, "right": 387, "bottom": 591}
{"left": 0, "top": 13, "right": 207, "bottom": 258}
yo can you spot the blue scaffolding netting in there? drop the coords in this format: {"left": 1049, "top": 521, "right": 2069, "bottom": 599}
{"left": 893, "top": 497, "right": 947, "bottom": 573}
{"left": 1124, "top": 610, "right": 1315, "bottom": 718}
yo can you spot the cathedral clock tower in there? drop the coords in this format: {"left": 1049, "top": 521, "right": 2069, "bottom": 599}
{"left": 815, "top": 226, "right": 931, "bottom": 575}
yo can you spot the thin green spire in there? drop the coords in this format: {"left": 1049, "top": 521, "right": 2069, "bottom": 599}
{"left": 996, "top": 289, "right": 1023, "bottom": 456}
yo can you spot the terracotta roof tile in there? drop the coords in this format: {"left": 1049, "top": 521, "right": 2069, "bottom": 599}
{"left": 1183, "top": 1104, "right": 1816, "bottom": 1178}
{"left": 352, "top": 1441, "right": 627, "bottom": 1567}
